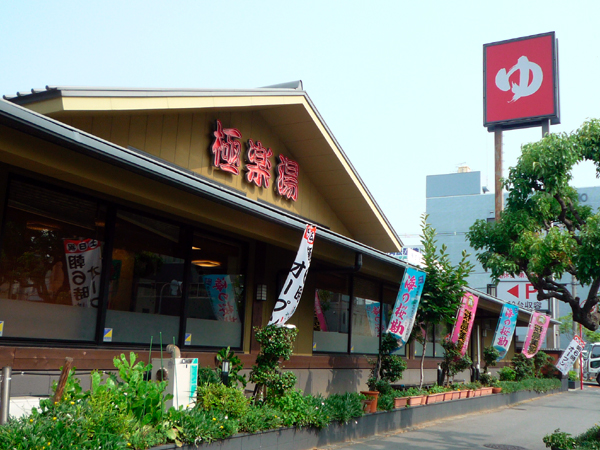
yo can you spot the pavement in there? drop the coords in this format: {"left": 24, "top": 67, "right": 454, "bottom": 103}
{"left": 320, "top": 384, "right": 600, "bottom": 450}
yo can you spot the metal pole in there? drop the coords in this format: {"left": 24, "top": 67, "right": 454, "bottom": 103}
{"left": 494, "top": 128, "right": 503, "bottom": 221}
{"left": 0, "top": 366, "right": 11, "bottom": 424}
{"left": 580, "top": 323, "right": 584, "bottom": 390}
{"left": 542, "top": 119, "right": 550, "bottom": 137}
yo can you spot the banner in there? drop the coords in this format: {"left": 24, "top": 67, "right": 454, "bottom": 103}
{"left": 556, "top": 335, "right": 585, "bottom": 375}
{"left": 386, "top": 267, "right": 427, "bottom": 345}
{"left": 203, "top": 275, "right": 240, "bottom": 322}
{"left": 451, "top": 292, "right": 479, "bottom": 356}
{"left": 269, "top": 224, "right": 316, "bottom": 326}
{"left": 522, "top": 311, "right": 550, "bottom": 358}
{"left": 492, "top": 303, "right": 519, "bottom": 360}
{"left": 365, "top": 300, "right": 380, "bottom": 337}
{"left": 64, "top": 238, "right": 102, "bottom": 307}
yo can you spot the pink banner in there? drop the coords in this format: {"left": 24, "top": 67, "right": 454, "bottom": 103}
{"left": 522, "top": 312, "right": 550, "bottom": 358}
{"left": 450, "top": 292, "right": 479, "bottom": 356}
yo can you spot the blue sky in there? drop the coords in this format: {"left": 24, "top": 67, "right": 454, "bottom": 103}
{"left": 2, "top": 1, "right": 600, "bottom": 245}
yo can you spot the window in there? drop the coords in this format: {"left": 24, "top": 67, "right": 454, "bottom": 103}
{"left": 313, "top": 273, "right": 350, "bottom": 353}
{"left": 105, "top": 210, "right": 185, "bottom": 344}
{"left": 382, "top": 285, "right": 406, "bottom": 357}
{"left": 414, "top": 324, "right": 447, "bottom": 358}
{"left": 185, "top": 232, "right": 245, "bottom": 348}
{"left": 0, "top": 179, "right": 105, "bottom": 341}
{"left": 351, "top": 278, "right": 380, "bottom": 355}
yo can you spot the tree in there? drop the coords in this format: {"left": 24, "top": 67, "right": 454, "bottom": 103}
{"left": 413, "top": 214, "right": 474, "bottom": 388}
{"left": 559, "top": 313, "right": 600, "bottom": 343}
{"left": 467, "top": 119, "right": 600, "bottom": 331}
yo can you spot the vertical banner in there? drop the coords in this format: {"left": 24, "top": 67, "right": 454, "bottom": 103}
{"left": 522, "top": 312, "right": 550, "bottom": 358}
{"left": 203, "top": 275, "right": 240, "bottom": 322}
{"left": 556, "top": 335, "right": 586, "bottom": 375}
{"left": 269, "top": 224, "right": 316, "bottom": 326}
{"left": 365, "top": 301, "right": 380, "bottom": 337}
{"left": 492, "top": 303, "right": 519, "bottom": 360}
{"left": 451, "top": 292, "right": 479, "bottom": 356}
{"left": 64, "top": 239, "right": 102, "bottom": 307}
{"left": 386, "top": 267, "right": 427, "bottom": 345}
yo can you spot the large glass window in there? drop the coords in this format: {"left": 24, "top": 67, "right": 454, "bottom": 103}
{"left": 313, "top": 274, "right": 350, "bottom": 353}
{"left": 414, "top": 324, "right": 446, "bottom": 358}
{"left": 0, "top": 179, "right": 105, "bottom": 341}
{"left": 105, "top": 210, "right": 185, "bottom": 344}
{"left": 185, "top": 232, "right": 245, "bottom": 348}
{"left": 351, "top": 278, "right": 380, "bottom": 355}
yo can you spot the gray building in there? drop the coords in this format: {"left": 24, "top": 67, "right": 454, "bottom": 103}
{"left": 426, "top": 168, "right": 600, "bottom": 349}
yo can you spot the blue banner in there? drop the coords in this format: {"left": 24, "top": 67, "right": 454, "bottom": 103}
{"left": 386, "top": 267, "right": 426, "bottom": 345}
{"left": 492, "top": 303, "right": 519, "bottom": 360}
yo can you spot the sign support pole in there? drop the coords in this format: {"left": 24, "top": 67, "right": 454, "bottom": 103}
{"left": 494, "top": 127, "right": 503, "bottom": 221}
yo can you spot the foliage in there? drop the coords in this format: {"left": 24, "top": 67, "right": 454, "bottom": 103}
{"left": 427, "top": 385, "right": 447, "bottom": 394}
{"left": 237, "top": 403, "right": 284, "bottom": 433}
{"left": 250, "top": 325, "right": 298, "bottom": 401}
{"left": 197, "top": 366, "right": 222, "bottom": 386}
{"left": 323, "top": 393, "right": 365, "bottom": 423}
{"left": 533, "top": 351, "right": 556, "bottom": 378}
{"left": 511, "top": 353, "right": 535, "bottom": 381}
{"left": 215, "top": 346, "right": 247, "bottom": 388}
{"left": 266, "top": 390, "right": 330, "bottom": 429}
{"left": 498, "top": 366, "right": 517, "bottom": 381}
{"left": 497, "top": 377, "right": 561, "bottom": 394}
{"left": 544, "top": 425, "right": 600, "bottom": 449}
{"left": 166, "top": 408, "right": 238, "bottom": 446}
{"left": 466, "top": 119, "right": 600, "bottom": 331}
{"left": 403, "top": 387, "right": 426, "bottom": 397}
{"left": 367, "top": 333, "right": 407, "bottom": 392}
{"left": 483, "top": 345, "right": 500, "bottom": 372}
{"left": 440, "top": 339, "right": 472, "bottom": 385}
{"left": 377, "top": 392, "right": 396, "bottom": 411}
{"left": 196, "top": 383, "right": 249, "bottom": 419}
{"left": 560, "top": 313, "right": 600, "bottom": 343}
{"left": 413, "top": 214, "right": 474, "bottom": 387}
{"left": 568, "top": 370, "right": 579, "bottom": 381}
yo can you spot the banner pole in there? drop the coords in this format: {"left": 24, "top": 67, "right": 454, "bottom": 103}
{"left": 580, "top": 323, "right": 584, "bottom": 390}
{"left": 494, "top": 128, "right": 503, "bottom": 221}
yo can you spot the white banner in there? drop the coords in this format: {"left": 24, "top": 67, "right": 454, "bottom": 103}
{"left": 268, "top": 224, "right": 316, "bottom": 326}
{"left": 64, "top": 238, "right": 102, "bottom": 307}
{"left": 556, "top": 335, "right": 585, "bottom": 375}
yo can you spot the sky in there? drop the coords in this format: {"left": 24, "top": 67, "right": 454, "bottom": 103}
{"left": 2, "top": 1, "right": 600, "bottom": 247}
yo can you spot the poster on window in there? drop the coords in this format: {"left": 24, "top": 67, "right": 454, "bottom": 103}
{"left": 522, "top": 311, "right": 550, "bottom": 358}
{"left": 492, "top": 303, "right": 519, "bottom": 360}
{"left": 365, "top": 300, "right": 381, "bottom": 337}
{"left": 64, "top": 238, "right": 102, "bottom": 308}
{"left": 450, "top": 292, "right": 479, "bottom": 356}
{"left": 203, "top": 275, "right": 240, "bottom": 323}
{"left": 314, "top": 290, "right": 328, "bottom": 331}
{"left": 556, "top": 335, "right": 585, "bottom": 375}
{"left": 269, "top": 224, "right": 316, "bottom": 326}
{"left": 386, "top": 267, "right": 426, "bottom": 345}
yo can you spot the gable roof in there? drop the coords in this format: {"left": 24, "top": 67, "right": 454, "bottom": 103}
{"left": 7, "top": 83, "right": 402, "bottom": 252}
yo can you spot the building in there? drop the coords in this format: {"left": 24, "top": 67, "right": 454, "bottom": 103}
{"left": 0, "top": 84, "right": 537, "bottom": 397}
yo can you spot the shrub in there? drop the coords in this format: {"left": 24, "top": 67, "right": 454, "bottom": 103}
{"left": 498, "top": 366, "right": 516, "bottom": 381}
{"left": 216, "top": 346, "right": 247, "bottom": 388}
{"left": 197, "top": 366, "right": 222, "bottom": 386}
{"left": 196, "top": 383, "right": 250, "bottom": 419}
{"left": 568, "top": 370, "right": 579, "bottom": 382}
{"left": 167, "top": 408, "right": 238, "bottom": 446}
{"left": 511, "top": 353, "right": 534, "bottom": 381}
{"left": 440, "top": 339, "right": 472, "bottom": 385}
{"left": 324, "top": 392, "right": 365, "bottom": 422}
{"left": 238, "top": 403, "right": 284, "bottom": 433}
{"left": 498, "top": 378, "right": 560, "bottom": 394}
{"left": 543, "top": 425, "right": 600, "bottom": 449}
{"left": 267, "top": 390, "right": 330, "bottom": 429}
{"left": 482, "top": 346, "right": 500, "bottom": 372}
{"left": 377, "top": 392, "right": 395, "bottom": 411}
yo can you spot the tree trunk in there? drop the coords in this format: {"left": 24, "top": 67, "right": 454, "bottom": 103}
{"left": 419, "top": 328, "right": 428, "bottom": 389}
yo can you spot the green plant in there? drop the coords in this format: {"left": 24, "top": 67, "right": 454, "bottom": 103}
{"left": 198, "top": 366, "right": 222, "bottom": 386}
{"left": 196, "top": 383, "right": 250, "bottom": 419}
{"left": 403, "top": 387, "right": 426, "bottom": 397}
{"left": 250, "top": 325, "right": 298, "bottom": 401}
{"left": 267, "top": 390, "right": 330, "bottom": 429}
{"left": 427, "top": 385, "right": 446, "bottom": 394}
{"left": 568, "top": 370, "right": 579, "bottom": 382}
{"left": 377, "top": 392, "right": 395, "bottom": 411}
{"left": 367, "top": 333, "right": 407, "bottom": 392}
{"left": 543, "top": 425, "right": 600, "bottom": 449}
{"left": 440, "top": 339, "right": 472, "bottom": 385}
{"left": 166, "top": 407, "right": 238, "bottom": 446}
{"left": 498, "top": 378, "right": 561, "bottom": 394}
{"left": 238, "top": 402, "right": 284, "bottom": 433}
{"left": 483, "top": 345, "right": 500, "bottom": 372}
{"left": 498, "top": 366, "right": 516, "bottom": 381}
{"left": 216, "top": 346, "right": 247, "bottom": 388}
{"left": 324, "top": 393, "right": 364, "bottom": 423}
{"left": 533, "top": 351, "right": 556, "bottom": 378}
{"left": 511, "top": 353, "right": 535, "bottom": 381}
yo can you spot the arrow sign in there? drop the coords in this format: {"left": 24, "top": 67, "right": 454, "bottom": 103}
{"left": 507, "top": 284, "right": 519, "bottom": 298}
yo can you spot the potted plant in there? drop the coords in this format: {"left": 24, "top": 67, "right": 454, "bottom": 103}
{"left": 405, "top": 387, "right": 425, "bottom": 406}
{"left": 393, "top": 392, "right": 410, "bottom": 408}
{"left": 426, "top": 385, "right": 445, "bottom": 404}
{"left": 568, "top": 370, "right": 578, "bottom": 389}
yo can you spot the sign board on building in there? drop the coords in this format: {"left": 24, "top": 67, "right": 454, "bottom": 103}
{"left": 388, "top": 247, "right": 425, "bottom": 268}
{"left": 484, "top": 32, "right": 559, "bottom": 131}
{"left": 496, "top": 273, "right": 548, "bottom": 312}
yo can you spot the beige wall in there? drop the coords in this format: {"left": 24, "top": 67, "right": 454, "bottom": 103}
{"left": 55, "top": 111, "right": 352, "bottom": 238}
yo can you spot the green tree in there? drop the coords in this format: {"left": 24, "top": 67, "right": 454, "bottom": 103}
{"left": 414, "top": 214, "right": 474, "bottom": 388}
{"left": 467, "top": 119, "right": 600, "bottom": 331}
{"left": 559, "top": 313, "right": 600, "bottom": 343}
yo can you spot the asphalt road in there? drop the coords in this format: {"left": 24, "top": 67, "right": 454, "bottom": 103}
{"left": 322, "top": 384, "right": 600, "bottom": 450}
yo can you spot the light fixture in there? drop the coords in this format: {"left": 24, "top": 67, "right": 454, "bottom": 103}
{"left": 221, "top": 359, "right": 230, "bottom": 386}
{"left": 191, "top": 260, "right": 221, "bottom": 267}
{"left": 26, "top": 221, "right": 60, "bottom": 231}
{"left": 256, "top": 284, "right": 267, "bottom": 301}
{"left": 192, "top": 246, "right": 201, "bottom": 250}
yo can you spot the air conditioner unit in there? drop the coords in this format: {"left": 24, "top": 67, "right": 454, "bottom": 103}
{"left": 151, "top": 357, "right": 198, "bottom": 410}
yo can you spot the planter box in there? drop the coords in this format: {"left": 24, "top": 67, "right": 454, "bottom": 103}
{"left": 451, "top": 391, "right": 460, "bottom": 400}
{"left": 492, "top": 387, "right": 502, "bottom": 394}
{"left": 360, "top": 391, "right": 379, "bottom": 413}
{"left": 407, "top": 395, "right": 424, "bottom": 406}
{"left": 394, "top": 397, "right": 408, "bottom": 408}
{"left": 458, "top": 390, "right": 469, "bottom": 399}
{"left": 481, "top": 387, "right": 493, "bottom": 396}
{"left": 442, "top": 391, "right": 453, "bottom": 401}
{"left": 466, "top": 389, "right": 475, "bottom": 398}
{"left": 426, "top": 393, "right": 443, "bottom": 404}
